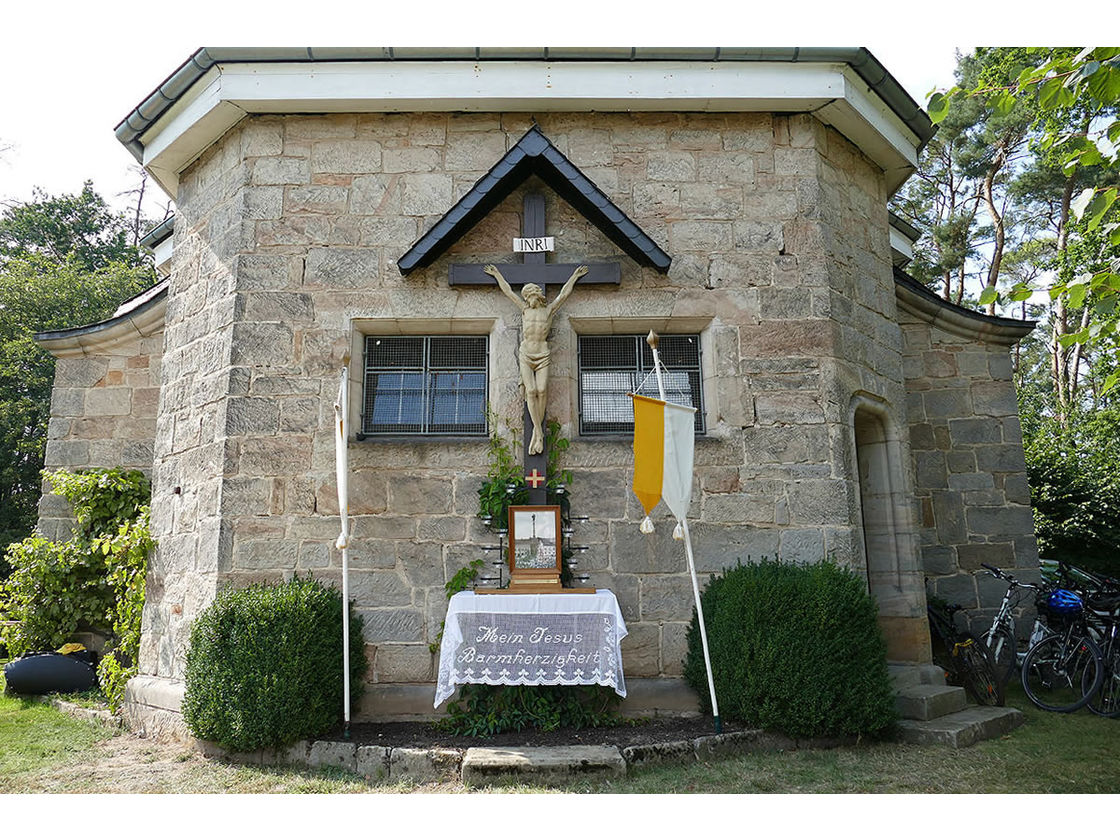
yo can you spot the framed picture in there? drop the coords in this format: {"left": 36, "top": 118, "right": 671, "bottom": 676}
{"left": 508, "top": 505, "right": 562, "bottom": 579}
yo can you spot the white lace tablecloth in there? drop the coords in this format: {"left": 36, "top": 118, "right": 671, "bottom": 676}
{"left": 434, "top": 590, "right": 628, "bottom": 707}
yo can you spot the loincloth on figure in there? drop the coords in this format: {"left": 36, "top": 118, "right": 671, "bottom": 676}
{"left": 518, "top": 345, "right": 550, "bottom": 370}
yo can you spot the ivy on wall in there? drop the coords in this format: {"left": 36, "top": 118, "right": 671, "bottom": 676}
{"left": 0, "top": 468, "right": 153, "bottom": 711}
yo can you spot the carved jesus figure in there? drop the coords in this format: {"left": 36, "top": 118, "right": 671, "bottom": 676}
{"left": 484, "top": 263, "right": 588, "bottom": 454}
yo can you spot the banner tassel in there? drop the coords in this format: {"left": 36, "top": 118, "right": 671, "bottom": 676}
{"left": 640, "top": 516, "right": 655, "bottom": 534}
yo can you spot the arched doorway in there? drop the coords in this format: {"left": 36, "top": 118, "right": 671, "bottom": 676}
{"left": 851, "top": 396, "right": 930, "bottom": 663}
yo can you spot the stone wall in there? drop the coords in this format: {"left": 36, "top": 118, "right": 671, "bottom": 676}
{"left": 898, "top": 306, "right": 1040, "bottom": 631}
{"left": 141, "top": 109, "right": 933, "bottom": 716}
{"left": 140, "top": 128, "right": 249, "bottom": 679}
{"left": 37, "top": 335, "right": 163, "bottom": 541}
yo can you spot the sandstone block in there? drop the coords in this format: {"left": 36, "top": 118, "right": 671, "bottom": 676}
{"left": 311, "top": 139, "right": 382, "bottom": 174}
{"left": 224, "top": 397, "right": 280, "bottom": 436}
{"left": 966, "top": 505, "right": 1034, "bottom": 540}
{"left": 956, "top": 542, "right": 1015, "bottom": 572}
{"left": 754, "top": 391, "right": 825, "bottom": 425}
{"left": 360, "top": 608, "right": 426, "bottom": 643}
{"left": 975, "top": 444, "right": 1027, "bottom": 473}
{"left": 632, "top": 182, "right": 680, "bottom": 215}
{"left": 307, "top": 740, "right": 357, "bottom": 772}
{"left": 390, "top": 748, "right": 462, "bottom": 782}
{"left": 382, "top": 147, "right": 441, "bottom": 173}
{"left": 284, "top": 185, "right": 349, "bottom": 215}
{"left": 445, "top": 131, "right": 507, "bottom": 170}
{"left": 377, "top": 644, "right": 434, "bottom": 682}
{"left": 356, "top": 746, "right": 390, "bottom": 781}
{"left": 388, "top": 476, "right": 453, "bottom": 515}
{"left": 640, "top": 576, "right": 694, "bottom": 622}
{"left": 690, "top": 522, "right": 781, "bottom": 568}
{"left": 279, "top": 396, "right": 320, "bottom": 433}
{"left": 348, "top": 175, "right": 396, "bottom": 214}
{"left": 932, "top": 491, "right": 967, "bottom": 544}
{"left": 924, "top": 389, "right": 972, "bottom": 420}
{"left": 621, "top": 622, "right": 660, "bottom": 676}
{"left": 971, "top": 382, "right": 1018, "bottom": 417}
{"left": 234, "top": 539, "right": 299, "bottom": 570}
{"left": 610, "top": 523, "right": 686, "bottom": 574}
{"left": 303, "top": 247, "right": 380, "bottom": 289}
{"left": 252, "top": 157, "right": 309, "bottom": 186}
{"left": 400, "top": 174, "right": 453, "bottom": 215}
{"left": 778, "top": 528, "right": 825, "bottom": 562}
{"left": 697, "top": 152, "right": 756, "bottom": 185}
{"left": 647, "top": 150, "right": 696, "bottom": 182}
{"left": 669, "top": 220, "right": 732, "bottom": 252}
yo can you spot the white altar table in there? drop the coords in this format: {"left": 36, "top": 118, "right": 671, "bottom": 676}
{"left": 434, "top": 590, "right": 627, "bottom": 707}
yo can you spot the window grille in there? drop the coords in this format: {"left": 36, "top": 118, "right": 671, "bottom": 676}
{"left": 362, "top": 335, "right": 488, "bottom": 436}
{"left": 578, "top": 334, "right": 703, "bottom": 435}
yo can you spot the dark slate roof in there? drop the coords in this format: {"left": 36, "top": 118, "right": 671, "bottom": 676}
{"left": 397, "top": 126, "right": 672, "bottom": 275}
{"left": 893, "top": 267, "right": 1036, "bottom": 334}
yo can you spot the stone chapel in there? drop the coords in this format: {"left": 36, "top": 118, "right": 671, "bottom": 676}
{"left": 32, "top": 48, "right": 1039, "bottom": 737}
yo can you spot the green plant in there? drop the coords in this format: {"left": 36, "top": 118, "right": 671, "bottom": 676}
{"left": 1025, "top": 410, "right": 1120, "bottom": 579}
{"left": 92, "top": 509, "right": 153, "bottom": 712}
{"left": 437, "top": 413, "right": 602, "bottom": 733}
{"left": 0, "top": 468, "right": 152, "bottom": 672}
{"left": 428, "top": 558, "right": 485, "bottom": 654}
{"left": 182, "top": 575, "right": 367, "bottom": 752}
{"left": 0, "top": 536, "right": 111, "bottom": 655}
{"left": 441, "top": 684, "right": 621, "bottom": 736}
{"left": 44, "top": 468, "right": 149, "bottom": 539}
{"left": 683, "top": 559, "right": 897, "bottom": 740}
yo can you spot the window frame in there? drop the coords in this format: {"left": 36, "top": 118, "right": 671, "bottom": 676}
{"left": 358, "top": 333, "right": 490, "bottom": 440}
{"left": 576, "top": 332, "right": 705, "bottom": 437}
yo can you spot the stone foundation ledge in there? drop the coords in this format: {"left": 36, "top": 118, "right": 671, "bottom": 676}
{"left": 123, "top": 675, "right": 191, "bottom": 742}
{"left": 193, "top": 727, "right": 867, "bottom": 786}
{"left": 29, "top": 696, "right": 124, "bottom": 730}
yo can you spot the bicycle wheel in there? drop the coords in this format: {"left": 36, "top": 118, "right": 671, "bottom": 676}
{"left": 984, "top": 626, "right": 1017, "bottom": 691}
{"left": 1084, "top": 641, "right": 1120, "bottom": 718}
{"left": 1021, "top": 632, "right": 1103, "bottom": 713}
{"left": 954, "top": 636, "right": 1003, "bottom": 706}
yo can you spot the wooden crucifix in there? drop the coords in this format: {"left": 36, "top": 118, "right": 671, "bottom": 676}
{"left": 451, "top": 192, "right": 619, "bottom": 504}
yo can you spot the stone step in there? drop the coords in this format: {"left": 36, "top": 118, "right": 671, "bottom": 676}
{"left": 461, "top": 746, "right": 625, "bottom": 787}
{"left": 888, "top": 663, "right": 948, "bottom": 690}
{"left": 895, "top": 684, "right": 968, "bottom": 721}
{"left": 896, "top": 705, "right": 1024, "bottom": 748}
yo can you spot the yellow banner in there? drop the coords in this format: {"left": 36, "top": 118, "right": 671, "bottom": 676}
{"left": 631, "top": 394, "right": 665, "bottom": 517}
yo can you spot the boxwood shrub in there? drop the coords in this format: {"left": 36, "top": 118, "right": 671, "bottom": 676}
{"left": 683, "top": 560, "right": 896, "bottom": 739}
{"left": 182, "top": 576, "right": 367, "bottom": 752}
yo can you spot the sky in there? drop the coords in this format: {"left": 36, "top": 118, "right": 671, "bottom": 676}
{"left": 0, "top": 0, "right": 1077, "bottom": 224}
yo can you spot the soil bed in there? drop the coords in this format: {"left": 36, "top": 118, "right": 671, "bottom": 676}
{"left": 334, "top": 716, "right": 735, "bottom": 749}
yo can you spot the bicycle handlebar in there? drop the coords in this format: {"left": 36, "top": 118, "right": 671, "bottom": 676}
{"left": 977, "top": 562, "right": 1041, "bottom": 591}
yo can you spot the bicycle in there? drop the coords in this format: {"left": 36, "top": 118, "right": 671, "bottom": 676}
{"left": 977, "top": 563, "right": 1045, "bottom": 692}
{"left": 1020, "top": 586, "right": 1104, "bottom": 713}
{"left": 927, "top": 597, "right": 1003, "bottom": 706}
{"left": 1037, "top": 559, "right": 1120, "bottom": 717}
{"left": 1079, "top": 573, "right": 1120, "bottom": 718}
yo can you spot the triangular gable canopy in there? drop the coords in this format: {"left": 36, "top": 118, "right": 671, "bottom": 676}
{"left": 397, "top": 126, "right": 671, "bottom": 275}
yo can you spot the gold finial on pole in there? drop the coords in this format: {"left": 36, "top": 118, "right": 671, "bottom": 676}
{"left": 646, "top": 330, "right": 660, "bottom": 350}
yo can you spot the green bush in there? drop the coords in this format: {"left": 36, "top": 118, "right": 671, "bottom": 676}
{"left": 1024, "top": 411, "right": 1120, "bottom": 579}
{"left": 683, "top": 560, "right": 897, "bottom": 739}
{"left": 182, "top": 576, "right": 367, "bottom": 752}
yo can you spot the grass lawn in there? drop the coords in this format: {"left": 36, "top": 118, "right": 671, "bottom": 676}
{"left": 2, "top": 665, "right": 1117, "bottom": 794}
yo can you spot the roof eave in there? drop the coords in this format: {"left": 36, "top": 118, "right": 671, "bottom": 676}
{"left": 118, "top": 48, "right": 932, "bottom": 199}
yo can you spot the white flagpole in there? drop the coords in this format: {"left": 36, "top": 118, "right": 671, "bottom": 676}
{"left": 333, "top": 357, "right": 352, "bottom": 739}
{"left": 646, "top": 332, "right": 721, "bottom": 733}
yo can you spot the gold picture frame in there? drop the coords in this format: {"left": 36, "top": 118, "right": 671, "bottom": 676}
{"left": 508, "top": 505, "right": 562, "bottom": 586}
